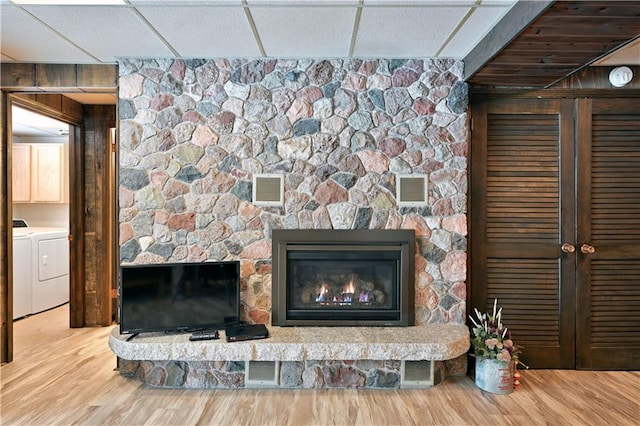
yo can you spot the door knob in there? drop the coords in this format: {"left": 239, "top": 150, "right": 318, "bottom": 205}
{"left": 561, "top": 243, "right": 575, "bottom": 253}
{"left": 581, "top": 244, "right": 596, "bottom": 254}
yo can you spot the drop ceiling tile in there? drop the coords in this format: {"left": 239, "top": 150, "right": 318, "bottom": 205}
{"left": 136, "top": 5, "right": 261, "bottom": 57}
{"left": 477, "top": 0, "right": 516, "bottom": 4}
{"left": 0, "top": 5, "right": 96, "bottom": 63}
{"left": 440, "top": 4, "right": 513, "bottom": 58}
{"left": 249, "top": 5, "right": 357, "bottom": 57}
{"left": 20, "top": 5, "right": 175, "bottom": 62}
{"left": 247, "top": 0, "right": 358, "bottom": 4}
{"left": 363, "top": 0, "right": 476, "bottom": 4}
{"left": 354, "top": 5, "right": 471, "bottom": 57}
{"left": 129, "top": 0, "right": 240, "bottom": 3}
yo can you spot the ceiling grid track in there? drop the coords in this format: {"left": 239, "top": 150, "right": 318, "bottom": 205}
{"left": 434, "top": 0, "right": 481, "bottom": 57}
{"left": 242, "top": 0, "right": 266, "bottom": 57}
{"left": 128, "top": 6, "right": 181, "bottom": 58}
{"left": 348, "top": 0, "right": 364, "bottom": 57}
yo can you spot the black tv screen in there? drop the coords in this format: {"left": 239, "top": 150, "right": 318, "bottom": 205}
{"left": 119, "top": 261, "right": 240, "bottom": 335}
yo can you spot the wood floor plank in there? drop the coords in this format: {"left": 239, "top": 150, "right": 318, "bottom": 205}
{"left": 1, "top": 305, "right": 639, "bottom": 425}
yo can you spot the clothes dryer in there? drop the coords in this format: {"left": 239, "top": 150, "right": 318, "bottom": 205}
{"left": 27, "top": 228, "right": 70, "bottom": 314}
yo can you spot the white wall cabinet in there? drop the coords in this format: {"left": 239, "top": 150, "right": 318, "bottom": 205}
{"left": 12, "top": 143, "right": 65, "bottom": 203}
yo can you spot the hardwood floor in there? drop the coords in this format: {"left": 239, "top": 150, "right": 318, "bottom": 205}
{"left": 1, "top": 305, "right": 638, "bottom": 426}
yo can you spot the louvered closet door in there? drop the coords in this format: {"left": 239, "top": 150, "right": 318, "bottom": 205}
{"left": 576, "top": 98, "right": 640, "bottom": 370}
{"left": 471, "top": 98, "right": 576, "bottom": 368}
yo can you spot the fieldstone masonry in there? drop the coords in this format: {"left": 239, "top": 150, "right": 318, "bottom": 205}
{"left": 118, "top": 58, "right": 468, "bottom": 326}
{"left": 118, "top": 359, "right": 452, "bottom": 389}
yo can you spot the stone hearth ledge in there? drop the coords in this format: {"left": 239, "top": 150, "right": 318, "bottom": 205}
{"left": 109, "top": 324, "right": 470, "bottom": 362}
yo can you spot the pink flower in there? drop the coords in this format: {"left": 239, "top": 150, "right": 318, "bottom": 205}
{"left": 496, "top": 349, "right": 512, "bottom": 362}
{"left": 503, "top": 339, "right": 514, "bottom": 348}
{"left": 485, "top": 338, "right": 498, "bottom": 349}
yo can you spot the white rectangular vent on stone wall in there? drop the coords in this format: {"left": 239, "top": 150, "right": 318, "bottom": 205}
{"left": 253, "top": 174, "right": 284, "bottom": 207}
{"left": 397, "top": 175, "right": 428, "bottom": 206}
{"left": 245, "top": 360, "right": 280, "bottom": 387}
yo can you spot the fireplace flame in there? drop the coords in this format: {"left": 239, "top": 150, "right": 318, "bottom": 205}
{"left": 313, "top": 276, "right": 376, "bottom": 306}
{"left": 344, "top": 278, "right": 356, "bottom": 294}
{"left": 315, "top": 284, "right": 329, "bottom": 302}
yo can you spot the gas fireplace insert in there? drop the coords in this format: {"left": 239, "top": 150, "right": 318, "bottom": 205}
{"left": 271, "top": 229, "right": 415, "bottom": 326}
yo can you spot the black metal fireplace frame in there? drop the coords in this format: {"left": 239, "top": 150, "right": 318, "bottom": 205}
{"left": 272, "top": 229, "right": 415, "bottom": 326}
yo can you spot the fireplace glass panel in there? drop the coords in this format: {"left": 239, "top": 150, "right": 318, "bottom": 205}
{"left": 286, "top": 247, "right": 401, "bottom": 322}
{"left": 272, "top": 229, "right": 415, "bottom": 326}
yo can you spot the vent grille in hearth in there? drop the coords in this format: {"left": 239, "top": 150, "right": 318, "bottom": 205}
{"left": 245, "top": 361, "right": 280, "bottom": 387}
{"left": 253, "top": 174, "right": 284, "bottom": 206}
{"left": 401, "top": 360, "right": 434, "bottom": 388}
{"left": 397, "top": 175, "right": 428, "bottom": 206}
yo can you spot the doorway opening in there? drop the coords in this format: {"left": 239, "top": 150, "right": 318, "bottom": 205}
{"left": 4, "top": 93, "right": 117, "bottom": 363}
{"left": 11, "top": 105, "right": 71, "bottom": 323}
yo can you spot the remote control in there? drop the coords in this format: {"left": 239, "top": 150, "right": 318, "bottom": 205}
{"left": 189, "top": 330, "right": 219, "bottom": 341}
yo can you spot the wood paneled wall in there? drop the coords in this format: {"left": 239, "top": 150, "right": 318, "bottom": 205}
{"left": 82, "top": 105, "right": 116, "bottom": 326}
{"left": 1, "top": 63, "right": 116, "bottom": 91}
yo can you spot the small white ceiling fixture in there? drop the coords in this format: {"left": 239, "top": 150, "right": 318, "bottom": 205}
{"left": 609, "top": 66, "right": 634, "bottom": 88}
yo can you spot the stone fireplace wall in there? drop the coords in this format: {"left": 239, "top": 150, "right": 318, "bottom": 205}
{"left": 118, "top": 58, "right": 468, "bottom": 325}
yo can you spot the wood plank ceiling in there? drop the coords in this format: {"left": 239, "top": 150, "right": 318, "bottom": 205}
{"left": 465, "top": 1, "right": 640, "bottom": 88}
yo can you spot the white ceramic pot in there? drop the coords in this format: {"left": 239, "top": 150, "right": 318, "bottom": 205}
{"left": 475, "top": 357, "right": 514, "bottom": 394}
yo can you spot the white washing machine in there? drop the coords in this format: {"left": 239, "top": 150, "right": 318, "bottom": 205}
{"left": 27, "top": 227, "right": 70, "bottom": 314}
{"left": 13, "top": 221, "right": 70, "bottom": 315}
{"left": 12, "top": 232, "right": 33, "bottom": 319}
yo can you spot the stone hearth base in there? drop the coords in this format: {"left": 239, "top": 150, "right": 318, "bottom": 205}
{"left": 109, "top": 324, "right": 469, "bottom": 389}
{"left": 118, "top": 358, "right": 467, "bottom": 389}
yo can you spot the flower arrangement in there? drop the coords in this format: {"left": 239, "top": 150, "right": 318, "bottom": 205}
{"left": 469, "top": 299, "right": 522, "bottom": 363}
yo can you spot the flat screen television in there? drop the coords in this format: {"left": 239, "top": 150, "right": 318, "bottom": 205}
{"left": 119, "top": 261, "right": 240, "bottom": 335}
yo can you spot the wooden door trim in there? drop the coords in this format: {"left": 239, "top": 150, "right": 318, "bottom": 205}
{"left": 469, "top": 99, "right": 488, "bottom": 312}
{"left": 575, "top": 98, "right": 593, "bottom": 368}
{"left": 1, "top": 90, "right": 12, "bottom": 363}
{"left": 107, "top": 128, "right": 117, "bottom": 325}
{"left": 558, "top": 99, "right": 577, "bottom": 368}
{"left": 69, "top": 124, "right": 85, "bottom": 328}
